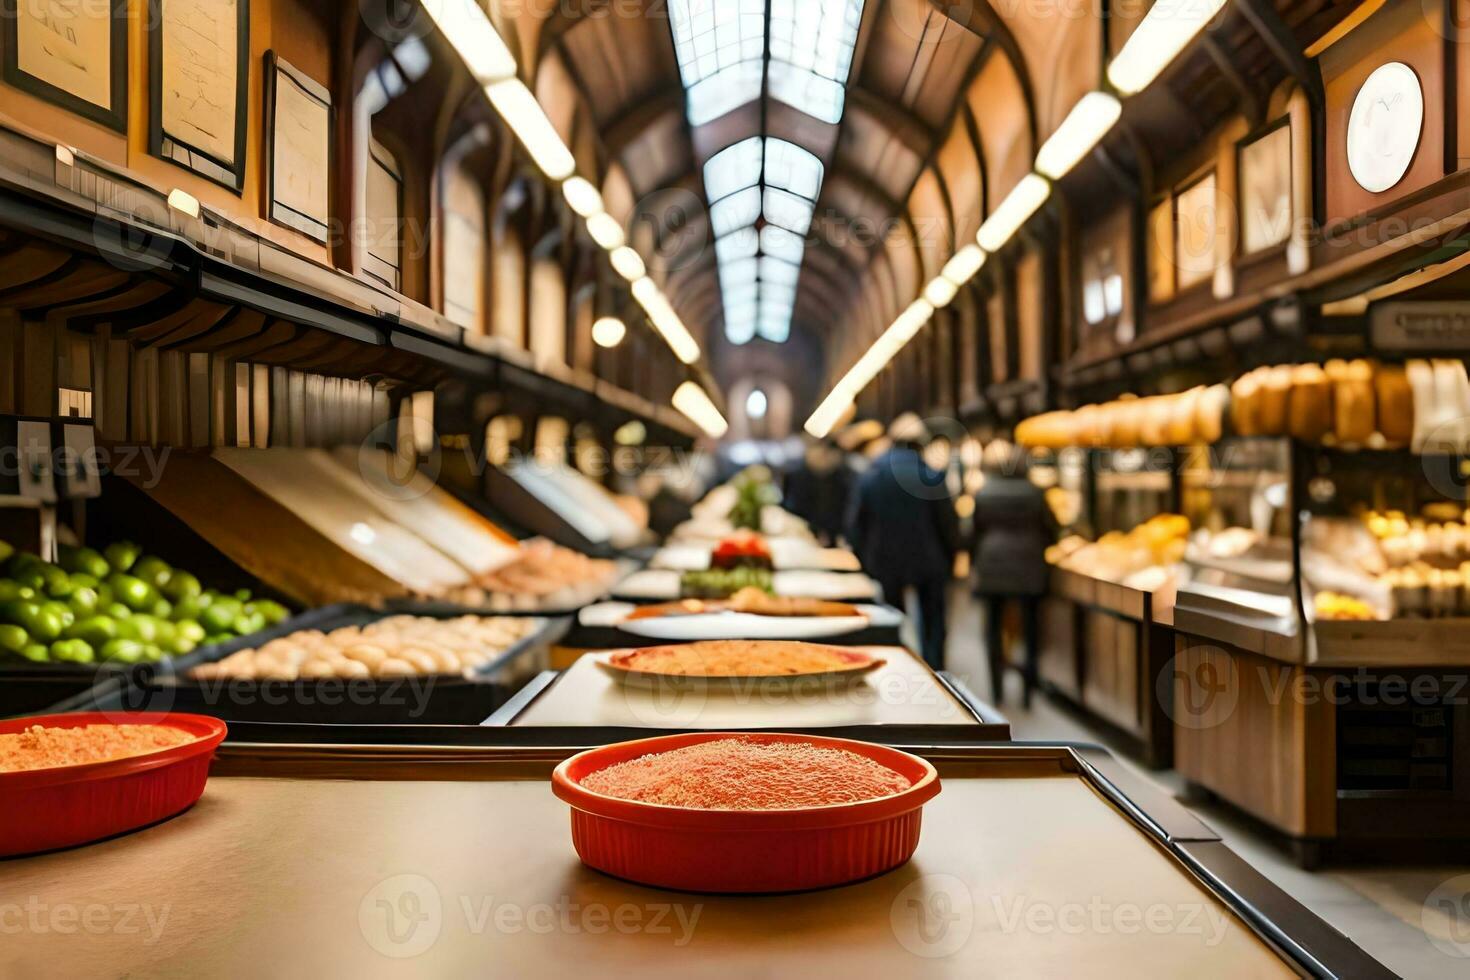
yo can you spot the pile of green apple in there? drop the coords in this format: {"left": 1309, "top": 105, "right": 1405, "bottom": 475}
{"left": 0, "top": 540, "right": 290, "bottom": 667}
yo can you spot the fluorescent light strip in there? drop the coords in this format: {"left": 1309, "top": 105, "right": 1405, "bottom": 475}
{"left": 561, "top": 177, "right": 604, "bottom": 218}
{"left": 1034, "top": 91, "right": 1122, "bottom": 180}
{"left": 672, "top": 381, "right": 730, "bottom": 438}
{"left": 976, "top": 174, "right": 1050, "bottom": 252}
{"left": 922, "top": 276, "right": 958, "bottom": 308}
{"left": 632, "top": 277, "right": 701, "bottom": 364}
{"left": 421, "top": 0, "right": 517, "bottom": 82}
{"left": 609, "top": 246, "right": 646, "bottom": 282}
{"left": 485, "top": 79, "right": 575, "bottom": 180}
{"left": 584, "top": 211, "right": 625, "bottom": 250}
{"left": 1106, "top": 0, "right": 1229, "bottom": 95}
{"left": 806, "top": 300, "right": 933, "bottom": 437}
{"left": 806, "top": 0, "right": 1229, "bottom": 434}
{"left": 941, "top": 244, "right": 987, "bottom": 284}
{"left": 421, "top": 1, "right": 700, "bottom": 368}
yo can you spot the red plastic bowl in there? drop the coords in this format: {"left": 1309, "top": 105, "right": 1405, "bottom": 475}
{"left": 0, "top": 712, "right": 226, "bottom": 857}
{"left": 552, "top": 732, "right": 940, "bottom": 893}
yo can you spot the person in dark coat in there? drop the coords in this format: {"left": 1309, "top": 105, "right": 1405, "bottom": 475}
{"left": 971, "top": 440, "right": 1057, "bottom": 706}
{"left": 846, "top": 414, "right": 960, "bottom": 669}
{"left": 783, "top": 439, "right": 851, "bottom": 546}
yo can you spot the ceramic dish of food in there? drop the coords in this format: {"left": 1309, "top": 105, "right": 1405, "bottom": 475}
{"left": 616, "top": 593, "right": 873, "bottom": 641}
{"left": 0, "top": 712, "right": 226, "bottom": 857}
{"left": 595, "top": 639, "right": 885, "bottom": 687}
{"left": 552, "top": 731, "right": 940, "bottom": 892}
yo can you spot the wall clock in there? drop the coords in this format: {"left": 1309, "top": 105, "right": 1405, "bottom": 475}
{"left": 1346, "top": 62, "right": 1423, "bottom": 194}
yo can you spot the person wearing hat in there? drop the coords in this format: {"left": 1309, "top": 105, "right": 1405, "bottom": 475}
{"left": 846, "top": 413, "right": 960, "bottom": 669}
{"left": 971, "top": 439, "right": 1056, "bottom": 706}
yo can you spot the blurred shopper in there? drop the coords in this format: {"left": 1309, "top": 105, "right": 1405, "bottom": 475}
{"left": 972, "top": 440, "right": 1055, "bottom": 706}
{"left": 847, "top": 414, "right": 960, "bottom": 669}
{"left": 784, "top": 439, "right": 851, "bottom": 546}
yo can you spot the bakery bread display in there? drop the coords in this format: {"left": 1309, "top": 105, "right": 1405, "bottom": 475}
{"left": 1015, "top": 361, "right": 1424, "bottom": 451}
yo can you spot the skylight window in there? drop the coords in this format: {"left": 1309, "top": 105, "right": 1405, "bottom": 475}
{"left": 709, "top": 187, "right": 761, "bottom": 238}
{"left": 762, "top": 188, "right": 814, "bottom": 235}
{"left": 671, "top": 3, "right": 865, "bottom": 346}
{"left": 669, "top": 0, "right": 766, "bottom": 126}
{"left": 715, "top": 226, "right": 759, "bottom": 264}
{"left": 704, "top": 137, "right": 764, "bottom": 202}
{"left": 767, "top": 0, "right": 864, "bottom": 124}
{"left": 759, "top": 225, "right": 805, "bottom": 265}
{"left": 763, "top": 139, "right": 824, "bottom": 199}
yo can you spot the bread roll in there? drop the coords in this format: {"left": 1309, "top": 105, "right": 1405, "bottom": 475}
{"left": 1167, "top": 388, "right": 1203, "bottom": 445}
{"left": 1287, "top": 363, "right": 1332, "bottom": 442}
{"left": 1374, "top": 363, "right": 1414, "bottom": 445}
{"left": 1139, "top": 396, "right": 1170, "bottom": 446}
{"left": 1016, "top": 411, "right": 1073, "bottom": 449}
{"left": 1258, "top": 365, "right": 1293, "bottom": 436}
{"left": 1195, "top": 384, "right": 1229, "bottom": 443}
{"left": 1231, "top": 369, "right": 1263, "bottom": 436}
{"left": 1112, "top": 395, "right": 1141, "bottom": 448}
{"left": 1333, "top": 359, "right": 1376, "bottom": 445}
{"left": 1076, "top": 402, "right": 1099, "bottom": 449}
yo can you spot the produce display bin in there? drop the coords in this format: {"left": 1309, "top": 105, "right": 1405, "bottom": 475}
{"left": 48, "top": 608, "right": 568, "bottom": 727}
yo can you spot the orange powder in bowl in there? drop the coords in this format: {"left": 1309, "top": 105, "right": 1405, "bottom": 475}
{"left": 0, "top": 724, "right": 195, "bottom": 774}
{"left": 578, "top": 737, "right": 912, "bottom": 810}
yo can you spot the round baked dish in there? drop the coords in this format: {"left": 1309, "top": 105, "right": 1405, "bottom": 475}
{"left": 553, "top": 732, "right": 941, "bottom": 892}
{"left": 596, "top": 639, "right": 884, "bottom": 687}
{"left": 0, "top": 712, "right": 226, "bottom": 857}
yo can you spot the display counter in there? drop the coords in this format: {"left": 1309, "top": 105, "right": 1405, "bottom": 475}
{"left": 487, "top": 645, "right": 1006, "bottom": 744}
{"left": 0, "top": 743, "right": 1389, "bottom": 979}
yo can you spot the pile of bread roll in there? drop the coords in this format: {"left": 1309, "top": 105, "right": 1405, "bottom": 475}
{"left": 189, "top": 614, "right": 542, "bottom": 680}
{"left": 1015, "top": 359, "right": 1445, "bottom": 450}
{"left": 1016, "top": 386, "right": 1229, "bottom": 450}
{"left": 1046, "top": 514, "right": 1190, "bottom": 584}
{"left": 1228, "top": 360, "right": 1411, "bottom": 446}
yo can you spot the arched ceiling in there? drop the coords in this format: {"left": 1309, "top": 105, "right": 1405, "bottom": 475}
{"left": 508, "top": 0, "right": 1359, "bottom": 412}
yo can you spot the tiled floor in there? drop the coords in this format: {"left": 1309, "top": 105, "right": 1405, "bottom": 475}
{"left": 921, "top": 590, "right": 1469, "bottom": 979}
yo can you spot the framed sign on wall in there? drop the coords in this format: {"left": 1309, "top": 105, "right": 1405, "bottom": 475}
{"left": 149, "top": 0, "right": 250, "bottom": 191}
{"left": 1173, "top": 171, "right": 1218, "bottom": 291}
{"left": 264, "top": 52, "right": 332, "bottom": 243}
{"left": 1238, "top": 118, "right": 1293, "bottom": 255}
{"left": 0, "top": 0, "right": 128, "bottom": 131}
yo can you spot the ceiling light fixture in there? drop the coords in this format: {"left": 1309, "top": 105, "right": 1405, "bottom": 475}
{"left": 632, "top": 277, "right": 701, "bottom": 364}
{"left": 584, "top": 211, "right": 625, "bottom": 250}
{"left": 922, "top": 276, "right": 958, "bottom": 308}
{"left": 941, "top": 244, "right": 987, "bottom": 285}
{"left": 591, "top": 316, "right": 626, "bottom": 348}
{"left": 484, "top": 79, "right": 576, "bottom": 180}
{"left": 1034, "top": 91, "right": 1123, "bottom": 179}
{"left": 976, "top": 174, "right": 1051, "bottom": 252}
{"left": 609, "top": 245, "right": 646, "bottom": 282}
{"left": 421, "top": 0, "right": 517, "bottom": 83}
{"left": 673, "top": 381, "right": 729, "bottom": 438}
{"left": 561, "top": 176, "right": 604, "bottom": 218}
{"left": 1106, "top": 0, "right": 1229, "bottom": 96}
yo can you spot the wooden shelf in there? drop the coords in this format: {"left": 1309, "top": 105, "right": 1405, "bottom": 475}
{"left": 0, "top": 123, "right": 697, "bottom": 441}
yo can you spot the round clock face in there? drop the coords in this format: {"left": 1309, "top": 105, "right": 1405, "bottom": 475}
{"left": 1346, "top": 62, "right": 1424, "bottom": 194}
